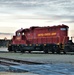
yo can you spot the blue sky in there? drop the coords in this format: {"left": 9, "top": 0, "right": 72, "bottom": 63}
{"left": 0, "top": 0, "right": 74, "bottom": 39}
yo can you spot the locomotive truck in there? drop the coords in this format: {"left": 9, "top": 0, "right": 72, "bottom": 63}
{"left": 8, "top": 24, "right": 74, "bottom": 54}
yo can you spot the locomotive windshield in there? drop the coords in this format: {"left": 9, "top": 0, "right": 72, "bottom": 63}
{"left": 17, "top": 32, "right": 20, "bottom": 36}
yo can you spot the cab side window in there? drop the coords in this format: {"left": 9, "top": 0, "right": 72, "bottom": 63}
{"left": 22, "top": 33, "right": 24, "bottom": 35}
{"left": 60, "top": 28, "right": 66, "bottom": 30}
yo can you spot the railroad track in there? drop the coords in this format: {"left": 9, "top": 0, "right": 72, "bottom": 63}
{"left": 0, "top": 57, "right": 43, "bottom": 65}
{"left": 0, "top": 51, "right": 74, "bottom": 55}
{"left": 0, "top": 57, "right": 43, "bottom": 72}
{"left": 0, "top": 57, "right": 73, "bottom": 74}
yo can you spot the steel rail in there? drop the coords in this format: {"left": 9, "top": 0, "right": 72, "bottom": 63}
{"left": 0, "top": 57, "right": 43, "bottom": 65}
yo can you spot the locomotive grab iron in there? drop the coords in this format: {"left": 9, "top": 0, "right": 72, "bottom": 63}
{"left": 8, "top": 24, "right": 74, "bottom": 54}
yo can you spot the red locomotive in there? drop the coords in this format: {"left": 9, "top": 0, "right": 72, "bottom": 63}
{"left": 8, "top": 24, "right": 74, "bottom": 53}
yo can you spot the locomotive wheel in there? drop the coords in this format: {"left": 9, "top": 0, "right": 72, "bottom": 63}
{"left": 56, "top": 48, "right": 60, "bottom": 54}
{"left": 21, "top": 50, "right": 25, "bottom": 53}
{"left": 14, "top": 49, "right": 16, "bottom": 53}
{"left": 8, "top": 50, "right": 12, "bottom": 52}
{"left": 43, "top": 48, "right": 48, "bottom": 54}
{"left": 52, "top": 50, "right": 54, "bottom": 54}
{"left": 8, "top": 49, "right": 11, "bottom": 52}
{"left": 14, "top": 50, "right": 16, "bottom": 53}
{"left": 28, "top": 51, "right": 31, "bottom": 53}
{"left": 63, "top": 51, "right": 66, "bottom": 54}
{"left": 63, "top": 46, "right": 69, "bottom": 54}
{"left": 63, "top": 45, "right": 71, "bottom": 54}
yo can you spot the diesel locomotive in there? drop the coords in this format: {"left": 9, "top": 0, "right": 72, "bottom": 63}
{"left": 8, "top": 24, "right": 74, "bottom": 53}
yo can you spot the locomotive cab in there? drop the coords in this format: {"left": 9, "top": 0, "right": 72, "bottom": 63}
{"left": 8, "top": 28, "right": 27, "bottom": 52}
{"left": 12, "top": 29, "right": 26, "bottom": 44}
